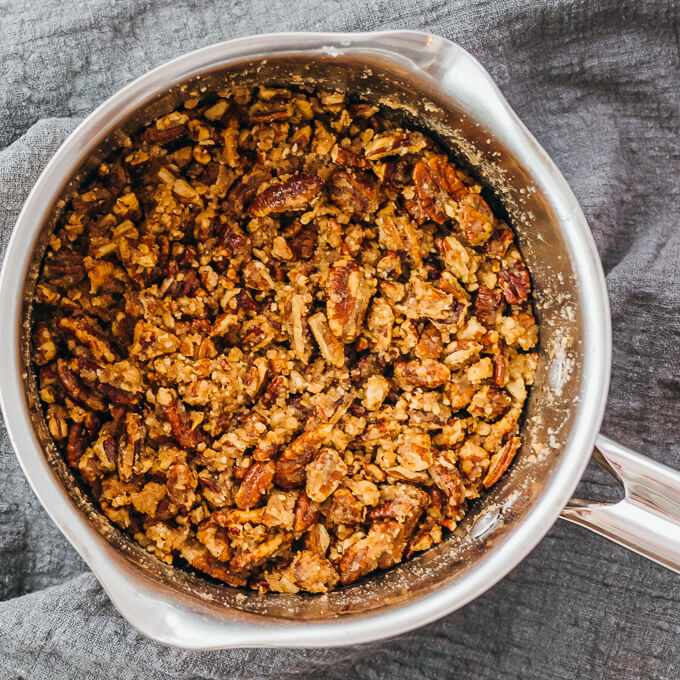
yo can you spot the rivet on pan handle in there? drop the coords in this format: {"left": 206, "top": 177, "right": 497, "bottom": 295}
{"left": 561, "top": 434, "right": 680, "bottom": 573}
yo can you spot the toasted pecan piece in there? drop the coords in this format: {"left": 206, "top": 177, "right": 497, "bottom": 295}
{"left": 306, "top": 448, "right": 348, "bottom": 502}
{"left": 393, "top": 358, "right": 451, "bottom": 391}
{"left": 157, "top": 387, "right": 207, "bottom": 450}
{"left": 275, "top": 423, "right": 333, "bottom": 489}
{"left": 235, "top": 460, "right": 275, "bottom": 510}
{"left": 500, "top": 261, "right": 531, "bottom": 304}
{"left": 327, "top": 168, "right": 379, "bottom": 217}
{"left": 413, "top": 155, "right": 467, "bottom": 224}
{"left": 364, "top": 130, "right": 428, "bottom": 159}
{"left": 325, "top": 257, "right": 371, "bottom": 343}
{"left": 483, "top": 436, "right": 521, "bottom": 488}
{"left": 250, "top": 174, "right": 322, "bottom": 216}
{"left": 308, "top": 312, "right": 345, "bottom": 368}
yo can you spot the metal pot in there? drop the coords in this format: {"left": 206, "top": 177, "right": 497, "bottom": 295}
{"left": 0, "top": 31, "right": 678, "bottom": 649}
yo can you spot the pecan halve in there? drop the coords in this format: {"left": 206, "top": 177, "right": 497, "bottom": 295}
{"left": 56, "top": 359, "right": 107, "bottom": 412}
{"left": 249, "top": 174, "right": 322, "bottom": 217}
{"left": 499, "top": 261, "right": 531, "bottom": 304}
{"left": 325, "top": 257, "right": 371, "bottom": 343}
{"left": 483, "top": 436, "right": 521, "bottom": 488}
{"left": 413, "top": 155, "right": 467, "bottom": 224}
{"left": 234, "top": 460, "right": 275, "bottom": 510}
{"left": 327, "top": 168, "right": 379, "bottom": 217}
{"left": 274, "top": 422, "right": 333, "bottom": 489}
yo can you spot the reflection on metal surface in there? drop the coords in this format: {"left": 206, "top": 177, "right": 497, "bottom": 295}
{"left": 562, "top": 435, "right": 680, "bottom": 573}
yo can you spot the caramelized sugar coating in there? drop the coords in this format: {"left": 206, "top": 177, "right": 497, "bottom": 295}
{"left": 33, "top": 86, "right": 538, "bottom": 593}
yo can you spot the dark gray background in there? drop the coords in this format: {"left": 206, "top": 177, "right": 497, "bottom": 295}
{"left": 0, "top": 1, "right": 678, "bottom": 678}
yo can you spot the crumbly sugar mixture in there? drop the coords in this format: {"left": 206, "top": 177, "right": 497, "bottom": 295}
{"left": 33, "top": 86, "right": 538, "bottom": 594}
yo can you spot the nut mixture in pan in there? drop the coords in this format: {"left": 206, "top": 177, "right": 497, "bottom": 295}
{"left": 32, "top": 86, "right": 538, "bottom": 594}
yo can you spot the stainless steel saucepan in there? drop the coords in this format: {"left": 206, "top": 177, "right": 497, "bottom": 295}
{"left": 0, "top": 31, "right": 678, "bottom": 649}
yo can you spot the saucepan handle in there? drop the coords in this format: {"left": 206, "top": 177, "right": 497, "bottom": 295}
{"left": 560, "top": 434, "right": 680, "bottom": 573}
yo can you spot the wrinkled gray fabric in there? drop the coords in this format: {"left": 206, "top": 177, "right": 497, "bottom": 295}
{"left": 1, "top": 1, "right": 679, "bottom": 678}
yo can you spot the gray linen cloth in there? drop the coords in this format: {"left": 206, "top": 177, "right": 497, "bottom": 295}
{"left": 1, "top": 1, "right": 679, "bottom": 678}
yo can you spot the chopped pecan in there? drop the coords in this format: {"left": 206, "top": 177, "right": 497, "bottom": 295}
{"left": 327, "top": 487, "right": 364, "bottom": 525}
{"left": 249, "top": 99, "right": 293, "bottom": 123}
{"left": 181, "top": 540, "right": 247, "bottom": 587}
{"left": 293, "top": 491, "right": 321, "bottom": 532}
{"left": 413, "top": 155, "right": 467, "bottom": 224}
{"left": 415, "top": 323, "right": 443, "bottom": 360}
{"left": 157, "top": 387, "right": 207, "bottom": 450}
{"left": 337, "top": 520, "right": 398, "bottom": 584}
{"left": 474, "top": 288, "right": 506, "bottom": 328}
{"left": 366, "top": 297, "right": 394, "bottom": 352}
{"left": 250, "top": 174, "right": 322, "bottom": 217}
{"left": 484, "top": 225, "right": 515, "bottom": 258}
{"left": 65, "top": 422, "right": 85, "bottom": 465}
{"left": 330, "top": 144, "right": 369, "bottom": 168}
{"left": 483, "top": 436, "right": 521, "bottom": 488}
{"left": 327, "top": 168, "right": 379, "bottom": 217}
{"left": 499, "top": 261, "right": 531, "bottom": 304}
{"left": 406, "top": 279, "right": 455, "bottom": 322}
{"left": 242, "top": 260, "right": 275, "bottom": 290}
{"left": 283, "top": 291, "right": 313, "bottom": 363}
{"left": 230, "top": 532, "right": 287, "bottom": 572}
{"left": 457, "top": 193, "right": 494, "bottom": 246}
{"left": 493, "top": 354, "right": 507, "bottom": 387}
{"left": 166, "top": 461, "right": 197, "bottom": 508}
{"left": 375, "top": 251, "right": 402, "bottom": 280}
{"left": 196, "top": 519, "right": 231, "bottom": 562}
{"left": 396, "top": 430, "right": 433, "bottom": 471}
{"left": 393, "top": 358, "right": 450, "bottom": 391}
{"left": 376, "top": 210, "right": 422, "bottom": 267}
{"left": 325, "top": 257, "right": 371, "bottom": 343}
{"left": 234, "top": 460, "right": 275, "bottom": 510}
{"left": 287, "top": 550, "right": 339, "bottom": 593}
{"left": 363, "top": 375, "right": 390, "bottom": 411}
{"left": 58, "top": 316, "right": 116, "bottom": 362}
{"left": 285, "top": 222, "right": 318, "bottom": 260}
{"left": 431, "top": 456, "right": 466, "bottom": 519}
{"left": 141, "top": 123, "right": 186, "bottom": 145}
{"left": 275, "top": 423, "right": 333, "bottom": 489}
{"left": 468, "top": 385, "right": 512, "bottom": 422}
{"left": 308, "top": 312, "right": 345, "bottom": 368}
{"left": 364, "top": 131, "right": 427, "bottom": 159}
{"left": 304, "top": 523, "right": 331, "bottom": 556}
{"left": 42, "top": 249, "right": 86, "bottom": 287}
{"left": 118, "top": 412, "right": 145, "bottom": 482}
{"left": 306, "top": 448, "right": 348, "bottom": 502}
{"left": 33, "top": 322, "right": 58, "bottom": 366}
